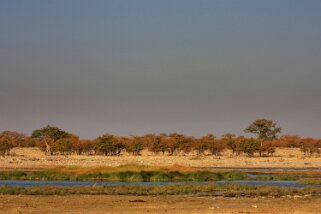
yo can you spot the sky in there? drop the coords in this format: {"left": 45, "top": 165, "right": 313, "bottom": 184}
{"left": 1, "top": 0, "right": 321, "bottom": 139}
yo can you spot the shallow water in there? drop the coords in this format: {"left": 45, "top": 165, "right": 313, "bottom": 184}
{"left": 1, "top": 180, "right": 320, "bottom": 188}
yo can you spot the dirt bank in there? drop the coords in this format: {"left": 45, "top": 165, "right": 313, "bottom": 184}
{"left": 1, "top": 195, "right": 320, "bottom": 214}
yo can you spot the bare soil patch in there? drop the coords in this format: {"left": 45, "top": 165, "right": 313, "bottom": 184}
{"left": 0, "top": 195, "right": 320, "bottom": 214}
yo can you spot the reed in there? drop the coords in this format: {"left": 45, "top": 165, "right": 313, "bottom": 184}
{"left": 0, "top": 166, "right": 248, "bottom": 182}
{"left": 297, "top": 178, "right": 321, "bottom": 185}
{"left": 0, "top": 184, "right": 320, "bottom": 196}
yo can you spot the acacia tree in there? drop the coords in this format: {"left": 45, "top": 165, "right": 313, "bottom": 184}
{"left": 300, "top": 138, "right": 320, "bottom": 157}
{"left": 95, "top": 134, "right": 124, "bottom": 156}
{"left": 245, "top": 119, "right": 281, "bottom": 156}
{"left": 0, "top": 131, "right": 19, "bottom": 156}
{"left": 222, "top": 133, "right": 240, "bottom": 156}
{"left": 167, "top": 133, "right": 193, "bottom": 155}
{"left": 124, "top": 136, "right": 144, "bottom": 156}
{"left": 144, "top": 134, "right": 168, "bottom": 155}
{"left": 73, "top": 139, "right": 94, "bottom": 155}
{"left": 206, "top": 134, "right": 226, "bottom": 156}
{"left": 194, "top": 137, "right": 209, "bottom": 156}
{"left": 240, "top": 138, "right": 260, "bottom": 156}
{"left": 54, "top": 135, "right": 79, "bottom": 155}
{"left": 280, "top": 135, "right": 302, "bottom": 148}
{"left": 31, "top": 125, "right": 71, "bottom": 155}
{"left": 0, "top": 131, "right": 29, "bottom": 147}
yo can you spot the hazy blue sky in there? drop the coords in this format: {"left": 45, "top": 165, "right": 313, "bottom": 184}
{"left": 1, "top": 1, "right": 321, "bottom": 139}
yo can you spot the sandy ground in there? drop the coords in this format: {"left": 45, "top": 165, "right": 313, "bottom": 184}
{"left": 0, "top": 195, "right": 320, "bottom": 214}
{"left": 1, "top": 147, "right": 320, "bottom": 169}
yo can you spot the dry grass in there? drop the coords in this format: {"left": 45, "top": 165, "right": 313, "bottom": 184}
{"left": 2, "top": 147, "right": 321, "bottom": 170}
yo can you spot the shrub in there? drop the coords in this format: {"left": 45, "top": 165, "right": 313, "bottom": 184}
{"left": 167, "top": 133, "right": 193, "bottom": 155}
{"left": 54, "top": 140, "right": 73, "bottom": 155}
{"left": 240, "top": 138, "right": 260, "bottom": 156}
{"left": 124, "top": 136, "right": 144, "bottom": 156}
{"left": 0, "top": 131, "right": 24, "bottom": 155}
{"left": 0, "top": 141, "right": 12, "bottom": 156}
{"left": 73, "top": 139, "right": 94, "bottom": 155}
{"left": 208, "top": 139, "right": 226, "bottom": 156}
{"left": 300, "top": 138, "right": 320, "bottom": 157}
{"left": 95, "top": 134, "right": 124, "bottom": 156}
{"left": 260, "top": 141, "right": 276, "bottom": 157}
{"left": 144, "top": 134, "right": 168, "bottom": 155}
{"left": 193, "top": 139, "right": 209, "bottom": 156}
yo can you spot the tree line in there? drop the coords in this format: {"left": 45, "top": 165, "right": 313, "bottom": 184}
{"left": 0, "top": 119, "right": 320, "bottom": 157}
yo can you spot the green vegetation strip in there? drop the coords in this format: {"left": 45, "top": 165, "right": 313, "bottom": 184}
{"left": 297, "top": 179, "right": 321, "bottom": 185}
{"left": 255, "top": 172, "right": 321, "bottom": 181}
{"left": 0, "top": 170, "right": 247, "bottom": 182}
{"left": 256, "top": 173, "right": 304, "bottom": 181}
{"left": 0, "top": 184, "right": 320, "bottom": 196}
{"left": 2, "top": 169, "right": 320, "bottom": 182}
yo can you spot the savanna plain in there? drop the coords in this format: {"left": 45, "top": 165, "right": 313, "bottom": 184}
{"left": 1, "top": 122, "right": 321, "bottom": 213}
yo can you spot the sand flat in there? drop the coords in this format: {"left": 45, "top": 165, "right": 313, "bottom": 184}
{"left": 1, "top": 147, "right": 320, "bottom": 169}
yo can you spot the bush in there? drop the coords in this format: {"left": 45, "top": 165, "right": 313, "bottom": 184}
{"left": 208, "top": 139, "right": 226, "bottom": 156}
{"left": 124, "top": 137, "right": 144, "bottom": 156}
{"left": 73, "top": 140, "right": 94, "bottom": 155}
{"left": 193, "top": 139, "right": 209, "bottom": 156}
{"left": 0, "top": 141, "right": 12, "bottom": 156}
{"left": 240, "top": 138, "right": 260, "bottom": 156}
{"left": 95, "top": 134, "right": 124, "bottom": 156}
{"left": 260, "top": 142, "right": 276, "bottom": 156}
{"left": 0, "top": 131, "right": 25, "bottom": 156}
{"left": 144, "top": 134, "right": 168, "bottom": 155}
{"left": 300, "top": 139, "right": 320, "bottom": 157}
{"left": 54, "top": 140, "right": 73, "bottom": 155}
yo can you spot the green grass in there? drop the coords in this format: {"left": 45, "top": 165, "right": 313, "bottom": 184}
{"left": 297, "top": 178, "right": 321, "bottom": 185}
{"left": 2, "top": 165, "right": 319, "bottom": 183}
{"left": 0, "top": 184, "right": 320, "bottom": 196}
{"left": 0, "top": 168, "right": 248, "bottom": 182}
{"left": 0, "top": 171, "right": 27, "bottom": 180}
{"left": 256, "top": 173, "right": 305, "bottom": 181}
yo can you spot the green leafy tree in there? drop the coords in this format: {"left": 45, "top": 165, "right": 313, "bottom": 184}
{"left": 240, "top": 138, "right": 260, "bottom": 156}
{"left": 31, "top": 125, "right": 71, "bottom": 155}
{"left": 95, "top": 134, "right": 124, "bottom": 156}
{"left": 53, "top": 135, "right": 78, "bottom": 155}
{"left": 245, "top": 119, "right": 281, "bottom": 156}
{"left": 245, "top": 119, "right": 281, "bottom": 141}
{"left": 54, "top": 140, "right": 73, "bottom": 155}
